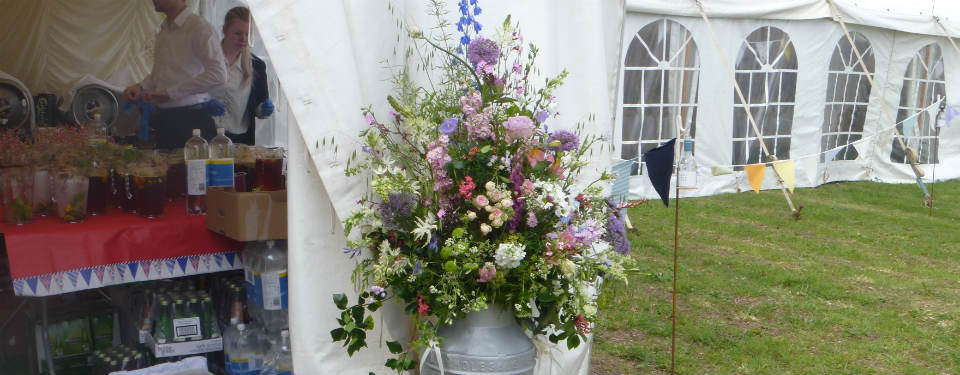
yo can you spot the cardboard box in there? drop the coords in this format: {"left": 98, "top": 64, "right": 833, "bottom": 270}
{"left": 144, "top": 332, "right": 223, "bottom": 358}
{"left": 206, "top": 189, "right": 287, "bottom": 241}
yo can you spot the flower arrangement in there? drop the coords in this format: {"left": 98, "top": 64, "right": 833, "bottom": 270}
{"left": 331, "top": 1, "right": 631, "bottom": 372}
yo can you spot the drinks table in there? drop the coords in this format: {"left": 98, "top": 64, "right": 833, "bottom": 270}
{"left": 0, "top": 201, "right": 243, "bottom": 375}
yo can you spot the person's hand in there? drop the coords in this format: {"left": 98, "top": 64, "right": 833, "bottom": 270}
{"left": 257, "top": 98, "right": 274, "bottom": 118}
{"left": 143, "top": 89, "right": 170, "bottom": 104}
{"left": 123, "top": 84, "right": 142, "bottom": 101}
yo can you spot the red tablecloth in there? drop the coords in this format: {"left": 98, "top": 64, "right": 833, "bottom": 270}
{"left": 2, "top": 201, "right": 243, "bottom": 296}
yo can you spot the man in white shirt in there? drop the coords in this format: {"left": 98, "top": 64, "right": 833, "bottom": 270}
{"left": 124, "top": 0, "right": 227, "bottom": 149}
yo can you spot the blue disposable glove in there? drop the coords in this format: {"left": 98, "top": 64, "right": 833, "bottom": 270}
{"left": 257, "top": 98, "right": 274, "bottom": 118}
{"left": 205, "top": 99, "right": 227, "bottom": 117}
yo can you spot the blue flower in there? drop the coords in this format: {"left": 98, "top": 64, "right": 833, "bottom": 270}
{"left": 534, "top": 109, "right": 549, "bottom": 123}
{"left": 470, "top": 0, "right": 478, "bottom": 5}
{"left": 460, "top": 35, "right": 471, "bottom": 46}
{"left": 474, "top": 7, "right": 482, "bottom": 16}
{"left": 343, "top": 247, "right": 361, "bottom": 259}
{"left": 440, "top": 117, "right": 458, "bottom": 134}
{"left": 457, "top": 22, "right": 464, "bottom": 32}
{"left": 428, "top": 236, "right": 439, "bottom": 253}
{"left": 474, "top": 22, "right": 482, "bottom": 33}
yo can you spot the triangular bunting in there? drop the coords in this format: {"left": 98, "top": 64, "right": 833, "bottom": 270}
{"left": 141, "top": 261, "right": 152, "bottom": 278}
{"left": 94, "top": 266, "right": 106, "bottom": 283}
{"left": 213, "top": 253, "right": 224, "bottom": 268}
{"left": 642, "top": 138, "right": 676, "bottom": 207}
{"left": 824, "top": 146, "right": 843, "bottom": 163}
{"left": 116, "top": 263, "right": 126, "bottom": 280}
{"left": 202, "top": 255, "right": 212, "bottom": 271}
{"left": 67, "top": 270, "right": 79, "bottom": 288}
{"left": 128, "top": 263, "right": 139, "bottom": 279}
{"left": 772, "top": 160, "right": 796, "bottom": 193}
{"left": 902, "top": 115, "right": 917, "bottom": 136}
{"left": 945, "top": 106, "right": 959, "bottom": 127}
{"left": 153, "top": 259, "right": 164, "bottom": 277}
{"left": 13, "top": 280, "right": 24, "bottom": 296}
{"left": 80, "top": 269, "right": 93, "bottom": 286}
{"left": 744, "top": 164, "right": 766, "bottom": 194}
{"left": 26, "top": 277, "right": 38, "bottom": 294}
{"left": 225, "top": 253, "right": 237, "bottom": 268}
{"left": 165, "top": 259, "right": 176, "bottom": 275}
{"left": 54, "top": 273, "right": 64, "bottom": 292}
{"left": 189, "top": 255, "right": 201, "bottom": 272}
{"left": 177, "top": 257, "right": 189, "bottom": 274}
{"left": 40, "top": 274, "right": 52, "bottom": 292}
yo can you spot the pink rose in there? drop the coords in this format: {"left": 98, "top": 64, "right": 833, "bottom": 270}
{"left": 474, "top": 195, "right": 489, "bottom": 207}
{"left": 504, "top": 116, "right": 535, "bottom": 143}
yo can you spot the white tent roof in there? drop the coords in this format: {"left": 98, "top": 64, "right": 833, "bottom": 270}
{"left": 627, "top": 0, "right": 960, "bottom": 37}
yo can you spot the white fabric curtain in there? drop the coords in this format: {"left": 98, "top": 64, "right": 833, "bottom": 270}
{"left": 248, "top": 0, "right": 624, "bottom": 373}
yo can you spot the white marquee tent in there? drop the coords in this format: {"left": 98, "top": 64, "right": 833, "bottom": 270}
{"left": 2, "top": 0, "right": 960, "bottom": 374}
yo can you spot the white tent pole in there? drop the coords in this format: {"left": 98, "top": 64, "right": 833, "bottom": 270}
{"left": 693, "top": 0, "right": 800, "bottom": 218}
{"left": 826, "top": 0, "right": 931, "bottom": 201}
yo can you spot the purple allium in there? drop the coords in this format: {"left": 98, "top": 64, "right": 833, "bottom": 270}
{"left": 605, "top": 211, "right": 630, "bottom": 255}
{"left": 503, "top": 115, "right": 535, "bottom": 143}
{"left": 534, "top": 109, "right": 549, "bottom": 123}
{"left": 467, "top": 37, "right": 499, "bottom": 67}
{"left": 379, "top": 192, "right": 418, "bottom": 231}
{"left": 547, "top": 130, "right": 580, "bottom": 152}
{"left": 440, "top": 118, "right": 458, "bottom": 134}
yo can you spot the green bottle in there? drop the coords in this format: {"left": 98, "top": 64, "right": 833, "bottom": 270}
{"left": 155, "top": 300, "right": 173, "bottom": 344}
{"left": 201, "top": 295, "right": 220, "bottom": 339}
{"left": 173, "top": 298, "right": 188, "bottom": 342}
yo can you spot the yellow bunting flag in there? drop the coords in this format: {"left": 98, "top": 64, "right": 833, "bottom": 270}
{"left": 744, "top": 164, "right": 766, "bottom": 194}
{"left": 772, "top": 160, "right": 796, "bottom": 193}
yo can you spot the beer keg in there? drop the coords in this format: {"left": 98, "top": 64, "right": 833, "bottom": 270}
{"left": 0, "top": 71, "right": 35, "bottom": 135}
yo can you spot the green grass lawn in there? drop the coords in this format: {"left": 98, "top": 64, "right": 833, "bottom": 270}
{"left": 593, "top": 180, "right": 960, "bottom": 374}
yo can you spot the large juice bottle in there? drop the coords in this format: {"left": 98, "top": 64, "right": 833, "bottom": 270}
{"left": 184, "top": 129, "right": 208, "bottom": 215}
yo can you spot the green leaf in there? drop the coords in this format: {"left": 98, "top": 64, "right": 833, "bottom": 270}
{"left": 567, "top": 334, "right": 581, "bottom": 350}
{"left": 347, "top": 338, "right": 365, "bottom": 355}
{"left": 363, "top": 315, "right": 375, "bottom": 330}
{"left": 386, "top": 340, "right": 404, "bottom": 354}
{"left": 351, "top": 305, "right": 366, "bottom": 325}
{"left": 331, "top": 328, "right": 348, "bottom": 342}
{"left": 452, "top": 160, "right": 465, "bottom": 169}
{"left": 344, "top": 322, "right": 356, "bottom": 332}
{"left": 503, "top": 15, "right": 512, "bottom": 30}
{"left": 480, "top": 145, "right": 492, "bottom": 153}
{"left": 367, "top": 301, "right": 382, "bottom": 312}
{"left": 333, "top": 293, "right": 348, "bottom": 310}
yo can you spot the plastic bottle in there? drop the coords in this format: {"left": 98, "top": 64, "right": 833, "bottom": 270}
{"left": 184, "top": 129, "right": 209, "bottom": 215}
{"left": 677, "top": 139, "right": 698, "bottom": 190}
{"left": 261, "top": 330, "right": 293, "bottom": 375}
{"left": 222, "top": 317, "right": 240, "bottom": 374}
{"left": 89, "top": 113, "right": 109, "bottom": 145}
{"left": 208, "top": 128, "right": 235, "bottom": 190}
{"left": 260, "top": 240, "right": 288, "bottom": 331}
{"left": 230, "top": 323, "right": 264, "bottom": 375}
{"left": 242, "top": 241, "right": 263, "bottom": 323}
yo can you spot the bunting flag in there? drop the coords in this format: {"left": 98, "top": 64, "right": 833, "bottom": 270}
{"left": 902, "top": 115, "right": 917, "bottom": 136}
{"left": 643, "top": 139, "right": 677, "bottom": 207}
{"left": 165, "top": 259, "right": 176, "bottom": 275}
{"left": 116, "top": 263, "right": 126, "bottom": 280}
{"left": 141, "top": 261, "right": 152, "bottom": 278}
{"left": 213, "top": 253, "right": 224, "bottom": 268}
{"left": 177, "top": 257, "right": 189, "bottom": 274}
{"left": 772, "top": 160, "right": 796, "bottom": 193}
{"left": 80, "top": 269, "right": 93, "bottom": 286}
{"left": 67, "top": 270, "right": 79, "bottom": 288}
{"left": 40, "top": 274, "right": 52, "bottom": 292}
{"left": 128, "top": 263, "right": 139, "bottom": 279}
{"left": 744, "top": 164, "right": 766, "bottom": 194}
{"left": 94, "top": 266, "right": 106, "bottom": 284}
{"left": 27, "top": 277, "right": 38, "bottom": 294}
{"left": 945, "top": 106, "right": 959, "bottom": 127}
{"left": 225, "top": 253, "right": 237, "bottom": 268}
{"left": 13, "top": 280, "right": 24, "bottom": 296}
{"left": 189, "top": 255, "right": 201, "bottom": 272}
{"left": 823, "top": 146, "right": 843, "bottom": 163}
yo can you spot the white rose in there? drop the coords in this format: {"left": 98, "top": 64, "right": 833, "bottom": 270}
{"left": 480, "top": 223, "right": 492, "bottom": 235}
{"left": 466, "top": 211, "right": 477, "bottom": 220}
{"left": 491, "top": 218, "right": 503, "bottom": 228}
{"left": 485, "top": 181, "right": 496, "bottom": 191}
{"left": 499, "top": 198, "right": 513, "bottom": 208}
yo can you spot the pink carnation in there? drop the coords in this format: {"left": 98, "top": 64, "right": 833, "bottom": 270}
{"left": 477, "top": 262, "right": 497, "bottom": 283}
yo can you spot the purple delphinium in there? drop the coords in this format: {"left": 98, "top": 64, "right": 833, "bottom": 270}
{"left": 546, "top": 130, "right": 580, "bottom": 152}
{"left": 440, "top": 117, "right": 458, "bottom": 134}
{"left": 605, "top": 211, "right": 630, "bottom": 255}
{"left": 467, "top": 37, "right": 499, "bottom": 67}
{"left": 379, "top": 192, "right": 418, "bottom": 231}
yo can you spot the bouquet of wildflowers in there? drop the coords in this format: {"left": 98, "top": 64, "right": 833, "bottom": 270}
{"left": 331, "top": 1, "right": 631, "bottom": 372}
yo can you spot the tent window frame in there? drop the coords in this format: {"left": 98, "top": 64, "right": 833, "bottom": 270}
{"left": 890, "top": 43, "right": 945, "bottom": 165}
{"left": 821, "top": 32, "right": 874, "bottom": 162}
{"left": 730, "top": 26, "right": 798, "bottom": 168}
{"left": 620, "top": 19, "right": 700, "bottom": 175}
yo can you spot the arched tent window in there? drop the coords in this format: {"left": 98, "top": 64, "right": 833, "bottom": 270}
{"left": 731, "top": 26, "right": 797, "bottom": 168}
{"left": 822, "top": 33, "right": 874, "bottom": 162}
{"left": 621, "top": 19, "right": 699, "bottom": 175}
{"left": 891, "top": 43, "right": 945, "bottom": 164}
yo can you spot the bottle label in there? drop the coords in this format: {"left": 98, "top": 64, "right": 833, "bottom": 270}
{"left": 262, "top": 270, "right": 288, "bottom": 310}
{"left": 231, "top": 355, "right": 264, "bottom": 374}
{"left": 207, "top": 158, "right": 235, "bottom": 188}
{"left": 172, "top": 317, "right": 202, "bottom": 341}
{"left": 254, "top": 271, "right": 263, "bottom": 308}
{"left": 186, "top": 160, "right": 207, "bottom": 195}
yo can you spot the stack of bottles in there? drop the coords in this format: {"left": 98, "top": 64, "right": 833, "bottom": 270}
{"left": 152, "top": 289, "right": 221, "bottom": 344}
{"left": 90, "top": 345, "right": 152, "bottom": 375}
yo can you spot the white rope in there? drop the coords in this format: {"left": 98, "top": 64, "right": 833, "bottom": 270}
{"left": 418, "top": 340, "right": 444, "bottom": 375}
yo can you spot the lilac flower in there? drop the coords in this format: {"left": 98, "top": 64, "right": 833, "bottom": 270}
{"left": 370, "top": 285, "right": 387, "bottom": 298}
{"left": 513, "top": 62, "right": 522, "bottom": 75}
{"left": 467, "top": 37, "right": 499, "bottom": 67}
{"left": 534, "top": 109, "right": 549, "bottom": 123}
{"left": 364, "top": 113, "right": 375, "bottom": 125}
{"left": 605, "top": 211, "right": 630, "bottom": 255}
{"left": 440, "top": 118, "right": 458, "bottom": 134}
{"left": 504, "top": 115, "right": 535, "bottom": 143}
{"left": 379, "top": 192, "right": 418, "bottom": 231}
{"left": 547, "top": 130, "right": 580, "bottom": 152}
